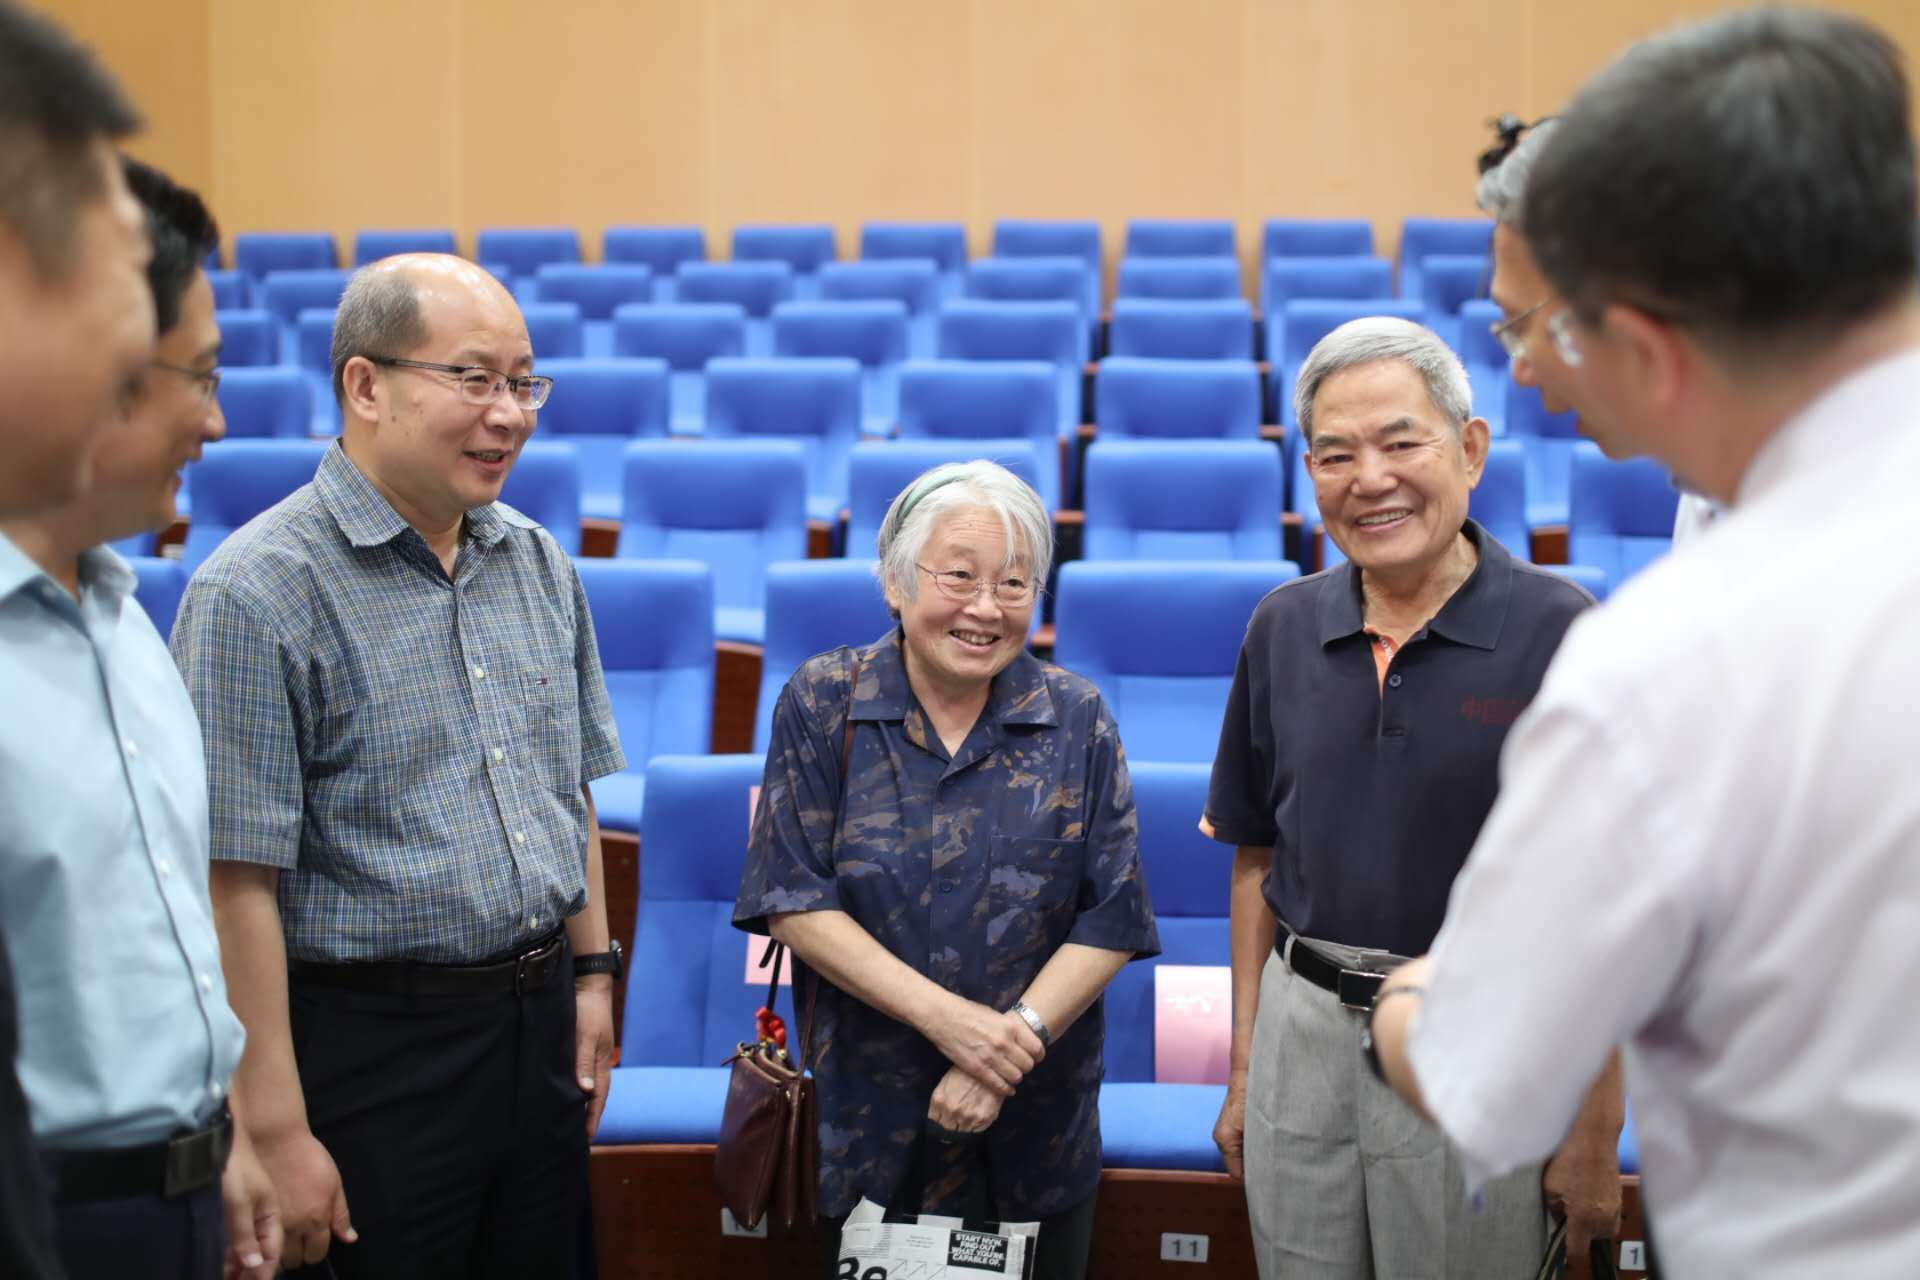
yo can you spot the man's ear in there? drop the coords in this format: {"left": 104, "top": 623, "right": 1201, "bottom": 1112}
{"left": 1459, "top": 416, "right": 1491, "bottom": 488}
{"left": 338, "top": 355, "right": 383, "bottom": 430}
{"left": 1599, "top": 304, "right": 1687, "bottom": 416}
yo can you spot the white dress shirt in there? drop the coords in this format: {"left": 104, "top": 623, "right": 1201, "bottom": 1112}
{"left": 1406, "top": 348, "right": 1920, "bottom": 1278}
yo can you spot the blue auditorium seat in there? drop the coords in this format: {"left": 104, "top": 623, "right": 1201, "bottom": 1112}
{"left": 595, "top": 753, "right": 771, "bottom": 1147}
{"left": 572, "top": 561, "right": 715, "bottom": 833}
{"left": 1506, "top": 381, "right": 1584, "bottom": 527}
{"left": 752, "top": 559, "right": 896, "bottom": 751}
{"left": 1568, "top": 443, "right": 1679, "bottom": 594}
{"left": 860, "top": 221, "right": 969, "bottom": 300}
{"left": 521, "top": 301, "right": 586, "bottom": 359}
{"left": 603, "top": 226, "right": 706, "bottom": 298}
{"left": 496, "top": 441, "right": 583, "bottom": 555}
{"left": 896, "top": 360, "right": 1061, "bottom": 511}
{"left": 1261, "top": 218, "right": 1374, "bottom": 262}
{"left": 675, "top": 262, "right": 794, "bottom": 354}
{"left": 1126, "top": 219, "right": 1236, "bottom": 259}
{"left": 704, "top": 357, "right": 865, "bottom": 527}
{"left": 214, "top": 310, "right": 277, "bottom": 367}
{"left": 180, "top": 440, "right": 329, "bottom": 572}
{"left": 533, "top": 263, "right": 654, "bottom": 319}
{"left": 1418, "top": 252, "right": 1490, "bottom": 348}
{"left": 126, "top": 556, "right": 188, "bottom": 643}
{"left": 935, "top": 300, "right": 1085, "bottom": 437}
{"left": 1052, "top": 560, "right": 1301, "bottom": 763}
{"left": 611, "top": 303, "right": 748, "bottom": 435}
{"left": 966, "top": 256, "right": 1096, "bottom": 354}
{"left": 1291, "top": 439, "right": 1529, "bottom": 572}
{"left": 291, "top": 309, "right": 340, "bottom": 437}
{"left": 474, "top": 227, "right": 581, "bottom": 283}
{"left": 1275, "top": 298, "right": 1429, "bottom": 426}
{"left": 1458, "top": 299, "right": 1511, "bottom": 435}
{"left": 844, "top": 439, "right": 1046, "bottom": 570}
{"left": 991, "top": 219, "right": 1103, "bottom": 315}
{"left": 215, "top": 368, "right": 311, "bottom": 440}
{"left": 1094, "top": 358, "right": 1261, "bottom": 441}
{"left": 260, "top": 270, "right": 351, "bottom": 353}
{"left": 233, "top": 232, "right": 336, "bottom": 288}
{"left": 732, "top": 224, "right": 837, "bottom": 298}
{"left": 1107, "top": 299, "right": 1255, "bottom": 361}
{"left": 1099, "top": 760, "right": 1233, "bottom": 1171}
{"left": 207, "top": 269, "right": 247, "bottom": 310}
{"left": 771, "top": 301, "right": 910, "bottom": 434}
{"left": 352, "top": 229, "right": 456, "bottom": 264}
{"left": 1083, "top": 440, "right": 1282, "bottom": 560}
{"left": 617, "top": 440, "right": 809, "bottom": 645}
{"left": 532, "top": 357, "right": 671, "bottom": 521}
{"left": 1261, "top": 254, "right": 1393, "bottom": 322}
{"left": 1397, "top": 217, "right": 1494, "bottom": 302}
{"left": 818, "top": 260, "right": 941, "bottom": 357}
{"left": 1115, "top": 256, "right": 1242, "bottom": 302}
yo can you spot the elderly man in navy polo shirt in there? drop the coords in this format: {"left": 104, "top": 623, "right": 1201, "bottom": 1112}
{"left": 1203, "top": 317, "right": 1622, "bottom": 1279}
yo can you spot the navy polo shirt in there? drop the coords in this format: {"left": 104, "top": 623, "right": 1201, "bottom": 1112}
{"left": 1204, "top": 521, "right": 1592, "bottom": 957}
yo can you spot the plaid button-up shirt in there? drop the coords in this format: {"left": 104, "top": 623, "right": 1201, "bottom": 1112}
{"left": 172, "top": 443, "right": 624, "bottom": 963}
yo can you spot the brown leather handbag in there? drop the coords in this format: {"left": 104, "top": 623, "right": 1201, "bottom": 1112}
{"left": 714, "top": 652, "right": 859, "bottom": 1232}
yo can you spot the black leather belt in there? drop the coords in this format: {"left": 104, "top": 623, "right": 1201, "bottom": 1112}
{"left": 289, "top": 930, "right": 567, "bottom": 996}
{"left": 1276, "top": 935, "right": 1385, "bottom": 1011}
{"left": 42, "top": 1105, "right": 232, "bottom": 1202}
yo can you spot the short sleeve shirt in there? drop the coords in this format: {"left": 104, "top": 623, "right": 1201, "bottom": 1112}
{"left": 735, "top": 629, "right": 1161, "bottom": 1220}
{"left": 1203, "top": 521, "right": 1590, "bottom": 956}
{"left": 171, "top": 443, "right": 625, "bottom": 963}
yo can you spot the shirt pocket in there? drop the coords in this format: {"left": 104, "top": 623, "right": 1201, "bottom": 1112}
{"left": 520, "top": 669, "right": 581, "bottom": 795}
{"left": 986, "top": 835, "right": 1085, "bottom": 984}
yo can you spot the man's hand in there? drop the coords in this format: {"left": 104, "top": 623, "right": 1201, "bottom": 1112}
{"left": 920, "top": 996, "right": 1044, "bottom": 1097}
{"left": 575, "top": 977, "right": 616, "bottom": 1139}
{"left": 219, "top": 1124, "right": 282, "bottom": 1280}
{"left": 1543, "top": 1132, "right": 1622, "bottom": 1259}
{"left": 1212, "top": 1071, "right": 1250, "bottom": 1181}
{"left": 927, "top": 1065, "right": 1005, "bottom": 1134}
{"left": 253, "top": 1128, "right": 355, "bottom": 1270}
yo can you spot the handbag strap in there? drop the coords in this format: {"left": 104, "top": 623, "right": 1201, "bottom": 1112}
{"left": 1535, "top": 1221, "right": 1620, "bottom": 1280}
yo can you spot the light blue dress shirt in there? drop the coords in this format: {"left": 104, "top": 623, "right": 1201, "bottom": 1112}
{"left": 0, "top": 533, "right": 244, "bottom": 1149}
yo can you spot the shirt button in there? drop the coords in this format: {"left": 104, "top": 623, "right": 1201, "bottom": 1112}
{"left": 198, "top": 973, "right": 213, "bottom": 994}
{"left": 123, "top": 738, "right": 138, "bottom": 759}
{"left": 1387, "top": 673, "right": 1403, "bottom": 688}
{"left": 492, "top": 748, "right": 504, "bottom": 763}
{"left": 514, "top": 831, "right": 527, "bottom": 845}
{"left": 156, "top": 859, "right": 171, "bottom": 878}
{"left": 529, "top": 915, "right": 539, "bottom": 928}
{"left": 940, "top": 880, "right": 955, "bottom": 894}
{"left": 209, "top": 1082, "right": 225, "bottom": 1101}
{"left": 472, "top": 665, "right": 486, "bottom": 680}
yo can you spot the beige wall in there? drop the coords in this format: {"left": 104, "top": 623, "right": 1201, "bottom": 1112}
{"left": 40, "top": 0, "right": 1920, "bottom": 270}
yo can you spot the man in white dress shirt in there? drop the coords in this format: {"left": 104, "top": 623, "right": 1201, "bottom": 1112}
{"left": 1367, "top": 9, "right": 1920, "bottom": 1277}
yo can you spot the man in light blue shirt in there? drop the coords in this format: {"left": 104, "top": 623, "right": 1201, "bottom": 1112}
{"left": 0, "top": 158, "right": 278, "bottom": 1280}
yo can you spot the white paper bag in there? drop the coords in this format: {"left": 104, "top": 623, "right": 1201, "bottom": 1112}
{"left": 835, "top": 1196, "right": 1040, "bottom": 1279}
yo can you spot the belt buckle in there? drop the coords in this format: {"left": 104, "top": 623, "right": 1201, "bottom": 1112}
{"left": 515, "top": 935, "right": 559, "bottom": 996}
{"left": 162, "top": 1111, "right": 232, "bottom": 1197}
{"left": 1336, "top": 968, "right": 1382, "bottom": 1012}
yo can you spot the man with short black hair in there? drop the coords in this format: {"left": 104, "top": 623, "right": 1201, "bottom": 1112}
{"left": 1370, "top": 11, "right": 1920, "bottom": 1274}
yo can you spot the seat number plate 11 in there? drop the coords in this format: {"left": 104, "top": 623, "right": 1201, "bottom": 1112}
{"left": 1160, "top": 1233, "right": 1210, "bottom": 1263}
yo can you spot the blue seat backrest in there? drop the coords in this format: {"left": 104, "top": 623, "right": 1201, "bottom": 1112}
{"left": 936, "top": 300, "right": 1083, "bottom": 368}
{"left": 1261, "top": 219, "right": 1374, "bottom": 262}
{"left": 1569, "top": 443, "right": 1679, "bottom": 589}
{"left": 1262, "top": 255, "right": 1393, "bottom": 322}
{"left": 1095, "top": 358, "right": 1261, "bottom": 440}
{"left": 1126, "top": 220, "right": 1236, "bottom": 259}
{"left": 704, "top": 357, "right": 863, "bottom": 508}
{"left": 617, "top": 440, "right": 809, "bottom": 612}
{"left": 611, "top": 303, "right": 748, "bottom": 369}
{"left": 234, "top": 232, "right": 337, "bottom": 285}
{"left": 895, "top": 361, "right": 1059, "bottom": 508}
{"left": 295, "top": 308, "right": 335, "bottom": 376}
{"left": 496, "top": 441, "right": 583, "bottom": 555}
{"left": 474, "top": 227, "right": 581, "bottom": 279}
{"left": 819, "top": 260, "right": 943, "bottom": 316}
{"left": 353, "top": 229, "right": 456, "bottom": 264}
{"left": 532, "top": 358, "right": 670, "bottom": 438}
{"left": 126, "top": 556, "right": 188, "bottom": 643}
{"left": 621, "top": 753, "right": 772, "bottom": 1066}
{"left": 1420, "top": 253, "right": 1491, "bottom": 318}
{"left": 1115, "top": 256, "right": 1243, "bottom": 302}
{"left": 215, "top": 309, "right": 278, "bottom": 367}
{"left": 732, "top": 224, "right": 838, "bottom": 275}
{"left": 771, "top": 301, "right": 910, "bottom": 367}
{"left": 260, "top": 269, "right": 351, "bottom": 328}
{"left": 1472, "top": 440, "right": 1531, "bottom": 560}
{"left": 1457, "top": 299, "right": 1510, "bottom": 434}
{"left": 1083, "top": 440, "right": 1282, "bottom": 561}
{"left": 215, "top": 368, "right": 311, "bottom": 439}
{"left": 861, "top": 222, "right": 970, "bottom": 275}
{"left": 1102, "top": 760, "right": 1231, "bottom": 1082}
{"left": 604, "top": 226, "right": 707, "bottom": 276}
{"left": 1107, "top": 299, "right": 1254, "bottom": 361}
{"left": 844, "top": 439, "right": 1046, "bottom": 563}
{"left": 967, "top": 256, "right": 1093, "bottom": 314}
{"left": 753, "top": 559, "right": 897, "bottom": 752}
{"left": 1396, "top": 217, "right": 1494, "bottom": 299}
{"left": 207, "top": 270, "right": 248, "bottom": 310}
{"left": 991, "top": 220, "right": 1102, "bottom": 280}
{"left": 1053, "top": 561, "right": 1301, "bottom": 763}
{"left": 573, "top": 560, "right": 715, "bottom": 767}
{"left": 181, "top": 440, "right": 330, "bottom": 571}
{"left": 521, "top": 302, "right": 585, "bottom": 360}
{"left": 534, "top": 264, "right": 655, "bottom": 320}
{"left": 675, "top": 261, "right": 795, "bottom": 318}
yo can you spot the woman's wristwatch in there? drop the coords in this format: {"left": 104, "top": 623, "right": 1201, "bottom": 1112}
{"left": 1010, "top": 1000, "right": 1052, "bottom": 1048}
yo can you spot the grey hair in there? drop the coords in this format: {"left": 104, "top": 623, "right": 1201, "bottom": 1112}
{"left": 1476, "top": 118, "right": 1560, "bottom": 224}
{"left": 876, "top": 460, "right": 1053, "bottom": 612}
{"left": 329, "top": 265, "right": 428, "bottom": 408}
{"left": 1294, "top": 317, "right": 1472, "bottom": 445}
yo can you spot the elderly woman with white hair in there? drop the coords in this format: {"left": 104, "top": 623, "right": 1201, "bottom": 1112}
{"left": 735, "top": 459, "right": 1160, "bottom": 1279}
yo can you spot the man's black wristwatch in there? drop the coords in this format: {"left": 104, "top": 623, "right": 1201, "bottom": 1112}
{"left": 573, "top": 939, "right": 624, "bottom": 983}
